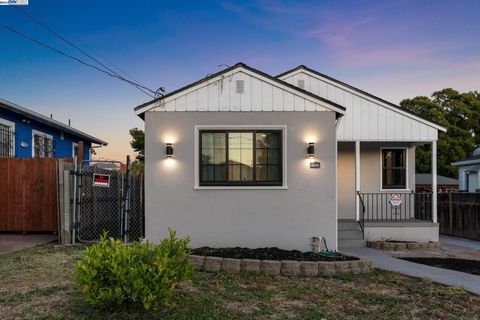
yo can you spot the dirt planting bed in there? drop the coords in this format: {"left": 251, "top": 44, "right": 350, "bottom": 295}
{"left": 191, "top": 247, "right": 358, "bottom": 261}
{"left": 399, "top": 257, "right": 480, "bottom": 275}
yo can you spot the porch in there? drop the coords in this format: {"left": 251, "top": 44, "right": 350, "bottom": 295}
{"left": 337, "top": 140, "right": 440, "bottom": 246}
{"left": 357, "top": 191, "right": 439, "bottom": 243}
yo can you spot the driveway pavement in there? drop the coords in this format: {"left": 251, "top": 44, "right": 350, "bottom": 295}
{"left": 0, "top": 234, "right": 57, "bottom": 255}
{"left": 440, "top": 235, "right": 480, "bottom": 259}
{"left": 342, "top": 246, "right": 480, "bottom": 295}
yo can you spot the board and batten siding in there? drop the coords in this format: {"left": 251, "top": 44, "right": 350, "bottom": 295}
{"left": 280, "top": 71, "right": 439, "bottom": 142}
{"left": 149, "top": 71, "right": 332, "bottom": 112}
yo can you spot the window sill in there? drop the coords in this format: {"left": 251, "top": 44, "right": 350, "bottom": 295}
{"left": 379, "top": 189, "right": 412, "bottom": 192}
{"left": 194, "top": 185, "right": 288, "bottom": 190}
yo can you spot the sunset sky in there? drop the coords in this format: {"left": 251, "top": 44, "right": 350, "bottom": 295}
{"left": 1, "top": 0, "right": 479, "bottom": 161}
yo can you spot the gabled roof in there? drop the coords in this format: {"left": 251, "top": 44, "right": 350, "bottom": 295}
{"left": 134, "top": 62, "right": 346, "bottom": 118}
{"left": 277, "top": 65, "right": 447, "bottom": 132}
{"left": 415, "top": 173, "right": 458, "bottom": 185}
{"left": 0, "top": 98, "right": 108, "bottom": 145}
{"left": 451, "top": 154, "right": 480, "bottom": 166}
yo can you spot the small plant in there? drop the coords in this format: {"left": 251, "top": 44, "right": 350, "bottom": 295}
{"left": 75, "top": 229, "right": 192, "bottom": 310}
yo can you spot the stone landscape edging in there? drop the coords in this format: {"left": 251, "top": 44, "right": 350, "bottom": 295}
{"left": 367, "top": 241, "right": 441, "bottom": 251}
{"left": 187, "top": 254, "right": 374, "bottom": 276}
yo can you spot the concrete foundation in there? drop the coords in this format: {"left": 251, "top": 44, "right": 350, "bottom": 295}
{"left": 364, "top": 222, "right": 439, "bottom": 242}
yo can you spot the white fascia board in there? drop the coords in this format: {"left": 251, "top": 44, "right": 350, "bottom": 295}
{"left": 279, "top": 68, "right": 447, "bottom": 132}
{"left": 451, "top": 159, "right": 480, "bottom": 166}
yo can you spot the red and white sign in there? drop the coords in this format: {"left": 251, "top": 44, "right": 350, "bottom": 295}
{"left": 93, "top": 174, "right": 110, "bottom": 187}
{"left": 389, "top": 194, "right": 402, "bottom": 207}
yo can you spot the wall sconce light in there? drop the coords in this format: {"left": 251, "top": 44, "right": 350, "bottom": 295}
{"left": 165, "top": 143, "right": 173, "bottom": 158}
{"left": 307, "top": 142, "right": 315, "bottom": 158}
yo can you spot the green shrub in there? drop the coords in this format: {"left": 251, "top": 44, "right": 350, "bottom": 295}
{"left": 75, "top": 229, "right": 192, "bottom": 310}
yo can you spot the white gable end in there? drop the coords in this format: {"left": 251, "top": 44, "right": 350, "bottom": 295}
{"left": 144, "top": 67, "right": 342, "bottom": 113}
{"left": 280, "top": 69, "right": 444, "bottom": 142}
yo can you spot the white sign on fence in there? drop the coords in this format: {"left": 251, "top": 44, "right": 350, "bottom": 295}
{"left": 389, "top": 194, "right": 402, "bottom": 207}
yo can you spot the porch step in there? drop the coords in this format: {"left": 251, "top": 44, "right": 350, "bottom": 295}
{"left": 338, "top": 238, "right": 367, "bottom": 248}
{"left": 338, "top": 219, "right": 366, "bottom": 247}
{"left": 338, "top": 219, "right": 361, "bottom": 231}
{"left": 338, "top": 222, "right": 360, "bottom": 231}
{"left": 338, "top": 230, "right": 363, "bottom": 238}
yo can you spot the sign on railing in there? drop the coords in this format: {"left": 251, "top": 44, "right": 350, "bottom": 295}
{"left": 389, "top": 194, "right": 402, "bottom": 207}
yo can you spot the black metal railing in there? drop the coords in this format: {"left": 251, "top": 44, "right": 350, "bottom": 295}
{"left": 357, "top": 191, "right": 365, "bottom": 238}
{"left": 357, "top": 191, "right": 433, "bottom": 222}
{"left": 0, "top": 125, "right": 15, "bottom": 158}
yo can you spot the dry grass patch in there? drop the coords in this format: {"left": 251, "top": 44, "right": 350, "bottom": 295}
{"left": 0, "top": 244, "right": 479, "bottom": 319}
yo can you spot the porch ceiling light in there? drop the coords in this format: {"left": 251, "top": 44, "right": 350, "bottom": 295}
{"left": 165, "top": 143, "right": 174, "bottom": 158}
{"left": 307, "top": 142, "right": 315, "bottom": 158}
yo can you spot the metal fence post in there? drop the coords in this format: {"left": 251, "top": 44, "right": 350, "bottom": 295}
{"left": 62, "top": 169, "right": 71, "bottom": 244}
{"left": 123, "top": 155, "right": 131, "bottom": 243}
{"left": 448, "top": 191, "right": 453, "bottom": 235}
{"left": 72, "top": 156, "right": 77, "bottom": 245}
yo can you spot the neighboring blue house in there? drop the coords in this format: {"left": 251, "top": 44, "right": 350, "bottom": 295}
{"left": 451, "top": 146, "right": 480, "bottom": 192}
{"left": 0, "top": 98, "right": 107, "bottom": 160}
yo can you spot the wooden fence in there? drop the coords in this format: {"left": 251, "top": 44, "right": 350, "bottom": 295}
{"left": 438, "top": 192, "right": 480, "bottom": 241}
{"left": 0, "top": 158, "right": 58, "bottom": 232}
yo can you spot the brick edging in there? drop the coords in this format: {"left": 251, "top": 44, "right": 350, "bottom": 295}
{"left": 187, "top": 255, "right": 374, "bottom": 276}
{"left": 367, "top": 241, "right": 441, "bottom": 251}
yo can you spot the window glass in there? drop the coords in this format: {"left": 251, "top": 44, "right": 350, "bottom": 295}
{"left": 73, "top": 144, "right": 79, "bottom": 158}
{"left": 200, "top": 130, "right": 282, "bottom": 186}
{"left": 382, "top": 149, "right": 406, "bottom": 189}
{"left": 33, "top": 133, "right": 54, "bottom": 158}
{"left": 0, "top": 123, "right": 14, "bottom": 158}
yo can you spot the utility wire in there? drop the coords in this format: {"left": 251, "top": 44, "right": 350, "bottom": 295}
{"left": 72, "top": 35, "right": 144, "bottom": 86}
{"left": 14, "top": 7, "right": 153, "bottom": 95}
{"left": 0, "top": 22, "right": 154, "bottom": 97}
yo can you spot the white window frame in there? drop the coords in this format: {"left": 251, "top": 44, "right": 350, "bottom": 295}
{"left": 72, "top": 142, "right": 79, "bottom": 158}
{"left": 0, "top": 118, "right": 15, "bottom": 157}
{"left": 194, "top": 125, "right": 288, "bottom": 190}
{"left": 380, "top": 147, "right": 409, "bottom": 191}
{"left": 32, "top": 129, "right": 54, "bottom": 158}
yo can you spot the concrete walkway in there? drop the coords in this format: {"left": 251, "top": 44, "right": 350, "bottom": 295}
{"left": 0, "top": 234, "right": 57, "bottom": 255}
{"left": 342, "top": 246, "right": 480, "bottom": 295}
{"left": 440, "top": 235, "right": 480, "bottom": 251}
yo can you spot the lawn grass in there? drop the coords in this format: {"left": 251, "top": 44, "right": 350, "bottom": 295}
{"left": 0, "top": 244, "right": 479, "bottom": 319}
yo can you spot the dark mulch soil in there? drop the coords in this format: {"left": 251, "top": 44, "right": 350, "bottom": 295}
{"left": 400, "top": 257, "right": 480, "bottom": 275}
{"left": 191, "top": 247, "right": 358, "bottom": 261}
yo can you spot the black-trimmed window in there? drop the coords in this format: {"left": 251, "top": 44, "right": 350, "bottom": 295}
{"left": 200, "top": 130, "right": 283, "bottom": 186}
{"left": 382, "top": 149, "right": 406, "bottom": 189}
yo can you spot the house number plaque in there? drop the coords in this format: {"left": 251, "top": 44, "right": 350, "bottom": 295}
{"left": 310, "top": 161, "right": 321, "bottom": 169}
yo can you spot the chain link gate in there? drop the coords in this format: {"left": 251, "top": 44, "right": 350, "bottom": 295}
{"left": 73, "top": 158, "right": 144, "bottom": 243}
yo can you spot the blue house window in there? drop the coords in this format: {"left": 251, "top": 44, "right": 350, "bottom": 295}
{"left": 0, "top": 118, "right": 15, "bottom": 158}
{"left": 32, "top": 130, "right": 54, "bottom": 158}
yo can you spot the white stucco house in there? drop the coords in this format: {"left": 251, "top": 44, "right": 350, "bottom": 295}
{"left": 134, "top": 63, "right": 446, "bottom": 251}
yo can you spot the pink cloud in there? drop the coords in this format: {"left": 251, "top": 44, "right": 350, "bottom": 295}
{"left": 305, "top": 17, "right": 374, "bottom": 46}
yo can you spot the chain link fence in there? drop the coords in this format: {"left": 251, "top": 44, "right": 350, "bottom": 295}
{"left": 74, "top": 159, "right": 144, "bottom": 243}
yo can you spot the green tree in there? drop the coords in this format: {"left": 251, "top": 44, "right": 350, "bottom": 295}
{"left": 129, "top": 128, "right": 145, "bottom": 175}
{"left": 400, "top": 89, "right": 479, "bottom": 178}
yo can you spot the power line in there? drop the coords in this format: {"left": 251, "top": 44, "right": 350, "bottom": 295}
{"left": 72, "top": 36, "right": 144, "bottom": 86}
{"left": 0, "top": 22, "right": 154, "bottom": 97}
{"left": 14, "top": 7, "right": 154, "bottom": 95}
